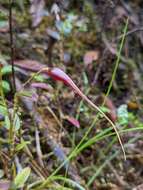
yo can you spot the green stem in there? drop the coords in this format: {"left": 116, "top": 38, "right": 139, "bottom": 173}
{"left": 9, "top": 0, "right": 16, "bottom": 92}
{"left": 103, "top": 17, "right": 129, "bottom": 104}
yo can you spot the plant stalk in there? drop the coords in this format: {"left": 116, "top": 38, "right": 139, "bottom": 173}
{"left": 9, "top": 0, "right": 16, "bottom": 93}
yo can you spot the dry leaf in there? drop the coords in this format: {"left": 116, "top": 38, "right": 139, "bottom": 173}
{"left": 127, "top": 101, "right": 139, "bottom": 110}
{"left": 65, "top": 116, "right": 80, "bottom": 128}
{"left": 0, "top": 180, "right": 11, "bottom": 190}
{"left": 30, "top": 0, "right": 46, "bottom": 27}
{"left": 84, "top": 50, "right": 99, "bottom": 66}
{"left": 14, "top": 60, "right": 45, "bottom": 71}
{"left": 0, "top": 26, "right": 9, "bottom": 33}
{"left": 31, "top": 82, "right": 51, "bottom": 90}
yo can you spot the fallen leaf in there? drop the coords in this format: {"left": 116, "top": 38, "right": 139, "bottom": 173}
{"left": 0, "top": 21, "right": 9, "bottom": 33}
{"left": 14, "top": 167, "right": 31, "bottom": 188}
{"left": 31, "top": 82, "right": 52, "bottom": 90}
{"left": 47, "top": 29, "right": 60, "bottom": 40}
{"left": 0, "top": 180, "right": 11, "bottom": 190}
{"left": 84, "top": 50, "right": 99, "bottom": 66}
{"left": 30, "top": 0, "right": 47, "bottom": 27}
{"left": 127, "top": 101, "right": 139, "bottom": 110}
{"left": 65, "top": 116, "right": 80, "bottom": 128}
{"left": 0, "top": 26, "right": 9, "bottom": 33}
{"left": 14, "top": 60, "right": 45, "bottom": 71}
{"left": 133, "top": 184, "right": 143, "bottom": 190}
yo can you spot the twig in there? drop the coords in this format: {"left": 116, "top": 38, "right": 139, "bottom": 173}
{"left": 9, "top": 0, "right": 16, "bottom": 92}
{"left": 35, "top": 129, "right": 44, "bottom": 167}
{"left": 114, "top": 27, "right": 143, "bottom": 41}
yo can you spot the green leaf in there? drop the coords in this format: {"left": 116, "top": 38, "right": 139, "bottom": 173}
{"left": 14, "top": 167, "right": 31, "bottom": 188}
{"left": 117, "top": 104, "right": 128, "bottom": 125}
{"left": 0, "top": 21, "right": 8, "bottom": 28}
{"left": 56, "top": 13, "right": 75, "bottom": 36}
{"left": 0, "top": 169, "right": 4, "bottom": 178}
{"left": 50, "top": 176, "right": 85, "bottom": 190}
{"left": 0, "top": 105, "right": 7, "bottom": 116}
{"left": 32, "top": 74, "right": 45, "bottom": 82}
{"left": 13, "top": 113, "right": 21, "bottom": 131}
{"left": 17, "top": 90, "right": 33, "bottom": 98}
{"left": 1, "top": 65, "right": 13, "bottom": 75}
{"left": 0, "top": 54, "right": 9, "bottom": 65}
{"left": 4, "top": 115, "right": 11, "bottom": 129}
{"left": 1, "top": 65, "right": 19, "bottom": 76}
{"left": 2, "top": 81, "right": 10, "bottom": 93}
{"left": 16, "top": 140, "right": 30, "bottom": 152}
{"left": 100, "top": 106, "right": 110, "bottom": 113}
{"left": 0, "top": 10, "right": 7, "bottom": 19}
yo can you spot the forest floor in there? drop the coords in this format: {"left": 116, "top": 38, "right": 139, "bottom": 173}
{"left": 0, "top": 1, "right": 143, "bottom": 190}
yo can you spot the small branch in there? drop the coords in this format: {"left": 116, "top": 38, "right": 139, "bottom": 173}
{"left": 9, "top": 0, "right": 16, "bottom": 93}
{"left": 35, "top": 129, "right": 44, "bottom": 167}
{"left": 114, "top": 27, "right": 143, "bottom": 41}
